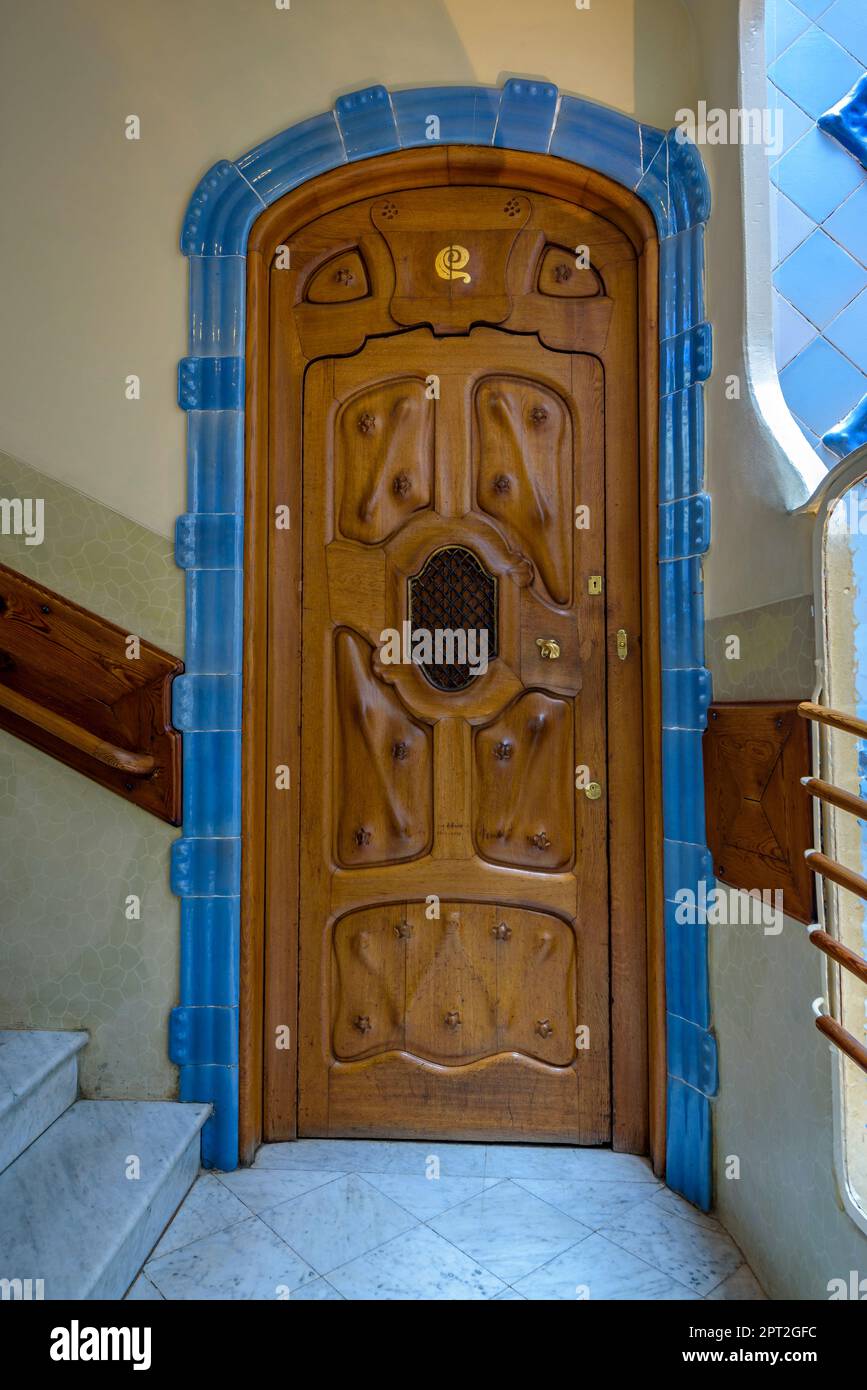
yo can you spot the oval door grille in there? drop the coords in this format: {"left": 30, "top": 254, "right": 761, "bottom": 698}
{"left": 408, "top": 545, "right": 498, "bottom": 691}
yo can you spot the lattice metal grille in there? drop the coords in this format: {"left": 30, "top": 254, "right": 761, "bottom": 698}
{"left": 408, "top": 546, "right": 498, "bottom": 691}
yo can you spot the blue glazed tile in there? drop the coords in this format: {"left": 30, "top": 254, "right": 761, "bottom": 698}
{"left": 235, "top": 111, "right": 346, "bottom": 206}
{"left": 790, "top": 0, "right": 834, "bottom": 16}
{"left": 780, "top": 334, "right": 867, "bottom": 433}
{"left": 765, "top": 0, "right": 810, "bottom": 60}
{"left": 173, "top": 674, "right": 242, "bottom": 733}
{"left": 796, "top": 416, "right": 842, "bottom": 465}
{"left": 178, "top": 357, "right": 244, "bottom": 412}
{"left": 819, "top": 72, "right": 867, "bottom": 168}
{"left": 660, "top": 227, "right": 705, "bottom": 339}
{"left": 335, "top": 85, "right": 398, "bottom": 161}
{"left": 767, "top": 82, "right": 813, "bottom": 159}
{"left": 186, "top": 411, "right": 245, "bottom": 515}
{"left": 665, "top": 901, "right": 711, "bottom": 1027}
{"left": 182, "top": 732, "right": 241, "bottom": 838}
{"left": 770, "top": 185, "right": 814, "bottom": 268}
{"left": 175, "top": 513, "right": 243, "bottom": 571}
{"left": 635, "top": 136, "right": 670, "bottom": 237}
{"left": 769, "top": 26, "right": 862, "bottom": 120}
{"left": 773, "top": 290, "right": 817, "bottom": 368}
{"left": 171, "top": 837, "right": 241, "bottom": 897}
{"left": 660, "top": 386, "right": 705, "bottom": 502}
{"left": 664, "top": 839, "right": 715, "bottom": 903}
{"left": 170, "top": 1005, "right": 238, "bottom": 1067}
{"left": 494, "top": 79, "right": 558, "bottom": 153}
{"left": 660, "top": 323, "right": 712, "bottom": 396}
{"left": 392, "top": 87, "right": 500, "bottom": 148}
{"left": 662, "top": 668, "right": 712, "bottom": 731}
{"left": 659, "top": 494, "right": 711, "bottom": 560}
{"left": 662, "top": 730, "right": 707, "bottom": 844}
{"left": 640, "top": 124, "right": 666, "bottom": 173}
{"left": 185, "top": 569, "right": 243, "bottom": 674}
{"left": 180, "top": 898, "right": 241, "bottom": 1008}
{"left": 667, "top": 133, "right": 711, "bottom": 233}
{"left": 667, "top": 1014, "right": 719, "bottom": 1095}
{"left": 188, "top": 257, "right": 245, "bottom": 356}
{"left": 549, "top": 95, "right": 646, "bottom": 189}
{"left": 666, "top": 1078, "right": 713, "bottom": 1212}
{"left": 826, "top": 286, "right": 867, "bottom": 371}
{"left": 179, "top": 1065, "right": 238, "bottom": 1172}
{"left": 181, "top": 160, "right": 265, "bottom": 257}
{"left": 823, "top": 388, "right": 867, "bottom": 455}
{"left": 774, "top": 227, "right": 867, "bottom": 327}
{"left": 820, "top": 0, "right": 867, "bottom": 65}
{"left": 660, "top": 557, "right": 705, "bottom": 669}
{"left": 772, "top": 122, "right": 867, "bottom": 221}
{"left": 825, "top": 182, "right": 867, "bottom": 265}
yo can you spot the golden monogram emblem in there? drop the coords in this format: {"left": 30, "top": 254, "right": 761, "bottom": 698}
{"left": 435, "top": 244, "right": 472, "bottom": 284}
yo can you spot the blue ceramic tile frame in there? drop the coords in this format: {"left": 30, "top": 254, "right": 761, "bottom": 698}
{"left": 173, "top": 80, "right": 715, "bottom": 1205}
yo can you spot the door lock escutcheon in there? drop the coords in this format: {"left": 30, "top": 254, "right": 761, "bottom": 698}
{"left": 535, "top": 637, "right": 561, "bottom": 660}
{"left": 584, "top": 781, "right": 602, "bottom": 800}
{"left": 588, "top": 575, "right": 603, "bottom": 595}
{"left": 616, "top": 628, "right": 628, "bottom": 661}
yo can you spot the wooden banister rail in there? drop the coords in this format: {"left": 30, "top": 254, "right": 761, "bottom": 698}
{"left": 798, "top": 699, "right": 867, "bottom": 740}
{"left": 0, "top": 563, "right": 182, "bottom": 823}
{"left": 801, "top": 774, "right": 867, "bottom": 821}
{"left": 809, "top": 929, "right": 867, "bottom": 987}
{"left": 804, "top": 848, "right": 867, "bottom": 904}
{"left": 815, "top": 1012, "right": 867, "bottom": 1076}
{"left": 0, "top": 684, "right": 155, "bottom": 776}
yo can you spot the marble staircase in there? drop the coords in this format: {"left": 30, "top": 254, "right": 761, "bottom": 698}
{"left": 0, "top": 1029, "right": 209, "bottom": 1299}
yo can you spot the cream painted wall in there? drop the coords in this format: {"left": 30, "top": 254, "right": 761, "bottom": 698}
{"left": 0, "top": 0, "right": 641, "bottom": 542}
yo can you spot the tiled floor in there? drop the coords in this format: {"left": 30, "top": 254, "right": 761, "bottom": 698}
{"left": 127, "top": 1140, "right": 766, "bottom": 1301}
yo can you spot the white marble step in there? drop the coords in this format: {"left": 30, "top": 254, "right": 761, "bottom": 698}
{"left": 0, "top": 1029, "right": 88, "bottom": 1175}
{"left": 0, "top": 1098, "right": 210, "bottom": 1299}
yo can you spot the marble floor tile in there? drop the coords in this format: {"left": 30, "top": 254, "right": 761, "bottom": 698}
{"left": 125, "top": 1273, "right": 163, "bottom": 1300}
{"left": 429, "top": 1178, "right": 591, "bottom": 1283}
{"left": 362, "top": 1171, "right": 503, "bottom": 1221}
{"left": 598, "top": 1198, "right": 743, "bottom": 1296}
{"left": 514, "top": 1231, "right": 703, "bottom": 1301}
{"left": 648, "top": 1186, "right": 723, "bottom": 1231}
{"left": 260, "top": 1172, "right": 417, "bottom": 1274}
{"left": 214, "top": 1167, "right": 343, "bottom": 1214}
{"left": 513, "top": 1176, "right": 662, "bottom": 1229}
{"left": 149, "top": 1174, "right": 250, "bottom": 1259}
{"left": 481, "top": 1143, "right": 587, "bottom": 1180}
{"left": 707, "top": 1265, "right": 767, "bottom": 1300}
{"left": 570, "top": 1149, "right": 658, "bottom": 1182}
{"left": 328, "top": 1223, "right": 506, "bottom": 1300}
{"left": 288, "top": 1276, "right": 345, "bottom": 1300}
{"left": 145, "top": 1215, "right": 316, "bottom": 1300}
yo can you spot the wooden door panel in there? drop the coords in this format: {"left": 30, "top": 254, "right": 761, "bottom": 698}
{"left": 474, "top": 376, "right": 573, "bottom": 606}
{"left": 473, "top": 690, "right": 575, "bottom": 871}
{"left": 333, "top": 628, "right": 433, "bottom": 867}
{"left": 332, "top": 905, "right": 406, "bottom": 1059}
{"left": 337, "top": 378, "right": 434, "bottom": 544}
{"left": 269, "top": 174, "right": 644, "bottom": 1147}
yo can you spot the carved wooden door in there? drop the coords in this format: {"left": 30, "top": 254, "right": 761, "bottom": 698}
{"left": 263, "top": 168, "right": 644, "bottom": 1145}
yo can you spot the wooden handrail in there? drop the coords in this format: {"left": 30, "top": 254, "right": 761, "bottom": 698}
{"left": 815, "top": 1013, "right": 867, "bottom": 1076}
{"left": 798, "top": 700, "right": 867, "bottom": 741}
{"left": 809, "top": 929, "right": 867, "bottom": 987}
{"left": 0, "top": 683, "right": 155, "bottom": 777}
{"left": 801, "top": 775, "right": 867, "bottom": 822}
{"left": 805, "top": 849, "right": 867, "bottom": 904}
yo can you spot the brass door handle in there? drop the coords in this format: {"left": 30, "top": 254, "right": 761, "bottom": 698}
{"left": 535, "top": 637, "right": 561, "bottom": 660}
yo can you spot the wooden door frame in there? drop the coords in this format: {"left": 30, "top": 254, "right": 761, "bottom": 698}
{"left": 240, "top": 147, "right": 665, "bottom": 1171}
